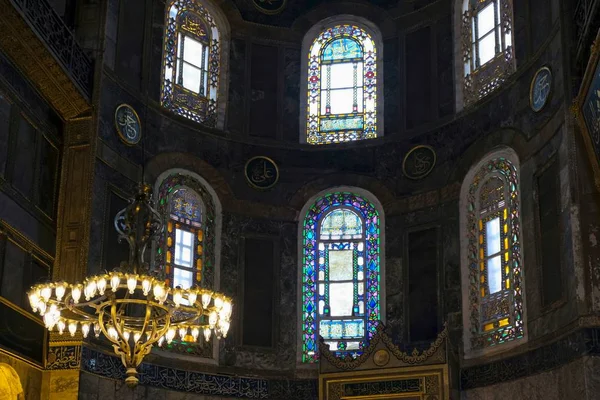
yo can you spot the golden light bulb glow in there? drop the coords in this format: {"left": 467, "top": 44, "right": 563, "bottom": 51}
{"left": 110, "top": 274, "right": 120, "bottom": 292}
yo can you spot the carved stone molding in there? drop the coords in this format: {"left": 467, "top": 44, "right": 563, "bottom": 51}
{"left": 0, "top": 0, "right": 91, "bottom": 120}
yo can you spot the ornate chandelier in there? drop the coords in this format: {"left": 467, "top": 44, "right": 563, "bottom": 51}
{"left": 26, "top": 184, "right": 232, "bottom": 387}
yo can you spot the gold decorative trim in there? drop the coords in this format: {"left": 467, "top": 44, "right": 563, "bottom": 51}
{"left": 402, "top": 145, "right": 437, "bottom": 180}
{"left": 0, "top": 0, "right": 91, "bottom": 120}
{"left": 574, "top": 30, "right": 600, "bottom": 192}
{"left": 319, "top": 324, "right": 448, "bottom": 371}
{"left": 252, "top": 0, "right": 287, "bottom": 15}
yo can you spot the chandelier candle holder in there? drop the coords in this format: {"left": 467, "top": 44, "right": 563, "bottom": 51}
{"left": 27, "top": 184, "right": 232, "bottom": 387}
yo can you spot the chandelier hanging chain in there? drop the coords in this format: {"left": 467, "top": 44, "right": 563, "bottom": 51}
{"left": 27, "top": 183, "right": 232, "bottom": 387}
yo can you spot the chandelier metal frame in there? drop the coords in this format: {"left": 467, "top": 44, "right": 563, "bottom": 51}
{"left": 27, "top": 184, "right": 232, "bottom": 387}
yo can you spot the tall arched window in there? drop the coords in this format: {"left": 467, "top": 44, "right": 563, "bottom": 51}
{"left": 154, "top": 170, "right": 222, "bottom": 358}
{"left": 300, "top": 191, "right": 383, "bottom": 363}
{"left": 460, "top": 149, "right": 526, "bottom": 356}
{"left": 156, "top": 172, "right": 219, "bottom": 291}
{"left": 459, "top": 0, "right": 515, "bottom": 106}
{"left": 161, "top": 0, "right": 222, "bottom": 126}
{"left": 303, "top": 21, "right": 382, "bottom": 145}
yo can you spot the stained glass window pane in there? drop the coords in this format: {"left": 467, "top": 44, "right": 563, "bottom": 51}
{"left": 485, "top": 218, "right": 501, "bottom": 255}
{"left": 478, "top": 33, "right": 496, "bottom": 65}
{"left": 175, "top": 228, "right": 194, "bottom": 268}
{"left": 487, "top": 255, "right": 502, "bottom": 294}
{"left": 182, "top": 63, "right": 201, "bottom": 93}
{"left": 329, "top": 89, "right": 355, "bottom": 114}
{"left": 321, "top": 209, "right": 362, "bottom": 239}
{"left": 302, "top": 193, "right": 380, "bottom": 362}
{"left": 161, "top": 2, "right": 221, "bottom": 125}
{"left": 171, "top": 188, "right": 202, "bottom": 223}
{"left": 329, "top": 63, "right": 356, "bottom": 88}
{"left": 329, "top": 250, "right": 353, "bottom": 281}
{"left": 477, "top": 3, "right": 495, "bottom": 39}
{"left": 322, "top": 38, "right": 362, "bottom": 61}
{"left": 174, "top": 268, "right": 193, "bottom": 289}
{"left": 330, "top": 282, "right": 354, "bottom": 316}
{"left": 306, "top": 25, "right": 377, "bottom": 144}
{"left": 183, "top": 36, "right": 204, "bottom": 66}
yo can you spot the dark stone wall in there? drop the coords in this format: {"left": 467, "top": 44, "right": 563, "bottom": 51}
{"left": 86, "top": 0, "right": 590, "bottom": 386}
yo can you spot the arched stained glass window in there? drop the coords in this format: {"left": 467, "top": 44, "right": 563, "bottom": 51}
{"left": 460, "top": 0, "right": 515, "bottom": 105}
{"left": 167, "top": 188, "right": 204, "bottom": 289}
{"left": 162, "top": 0, "right": 221, "bottom": 126}
{"left": 156, "top": 173, "right": 217, "bottom": 291}
{"left": 461, "top": 152, "right": 525, "bottom": 354}
{"left": 306, "top": 25, "right": 377, "bottom": 145}
{"left": 301, "top": 192, "right": 381, "bottom": 362}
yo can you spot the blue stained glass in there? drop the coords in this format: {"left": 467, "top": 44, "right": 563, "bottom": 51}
{"left": 170, "top": 188, "right": 202, "bottom": 223}
{"left": 322, "top": 38, "right": 363, "bottom": 61}
{"left": 320, "top": 117, "right": 364, "bottom": 132}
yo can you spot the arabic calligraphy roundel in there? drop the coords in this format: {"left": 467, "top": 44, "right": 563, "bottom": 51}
{"left": 114, "top": 104, "right": 142, "bottom": 145}
{"left": 402, "top": 145, "right": 436, "bottom": 180}
{"left": 530, "top": 66, "right": 552, "bottom": 112}
{"left": 245, "top": 156, "right": 279, "bottom": 190}
{"left": 252, "top": 0, "right": 286, "bottom": 15}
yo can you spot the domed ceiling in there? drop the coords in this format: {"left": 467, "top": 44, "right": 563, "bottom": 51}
{"left": 230, "top": 0, "right": 434, "bottom": 27}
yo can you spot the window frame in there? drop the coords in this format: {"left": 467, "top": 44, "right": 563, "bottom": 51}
{"left": 456, "top": 0, "right": 516, "bottom": 108}
{"left": 299, "top": 16, "right": 384, "bottom": 145}
{"left": 298, "top": 188, "right": 385, "bottom": 365}
{"left": 459, "top": 149, "right": 527, "bottom": 358}
{"left": 161, "top": 0, "right": 230, "bottom": 129}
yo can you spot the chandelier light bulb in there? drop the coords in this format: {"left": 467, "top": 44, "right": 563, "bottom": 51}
{"left": 166, "top": 328, "right": 176, "bottom": 344}
{"left": 141, "top": 278, "right": 152, "bottom": 296}
{"left": 85, "top": 280, "right": 97, "bottom": 300}
{"left": 71, "top": 285, "right": 82, "bottom": 304}
{"left": 201, "top": 293, "right": 211, "bottom": 308}
{"left": 222, "top": 301, "right": 232, "bottom": 317}
{"left": 191, "top": 327, "right": 199, "bottom": 341}
{"left": 134, "top": 332, "right": 141, "bottom": 343}
{"left": 157, "top": 336, "right": 165, "bottom": 347}
{"left": 209, "top": 311, "right": 218, "bottom": 329}
{"left": 57, "top": 320, "right": 66, "bottom": 335}
{"left": 153, "top": 283, "right": 164, "bottom": 301}
{"left": 108, "top": 326, "right": 118, "bottom": 340}
{"left": 43, "top": 313, "right": 55, "bottom": 330}
{"left": 124, "top": 330, "right": 131, "bottom": 341}
{"left": 68, "top": 322, "right": 77, "bottom": 337}
{"left": 127, "top": 275, "right": 137, "bottom": 294}
{"left": 81, "top": 323, "right": 90, "bottom": 338}
{"left": 178, "top": 327, "right": 187, "bottom": 339}
{"left": 40, "top": 286, "right": 52, "bottom": 302}
{"left": 94, "top": 323, "right": 101, "bottom": 338}
{"left": 173, "top": 289, "right": 183, "bottom": 307}
{"left": 204, "top": 328, "right": 211, "bottom": 342}
{"left": 28, "top": 292, "right": 40, "bottom": 312}
{"left": 55, "top": 283, "right": 66, "bottom": 301}
{"left": 159, "top": 289, "right": 169, "bottom": 304}
{"left": 146, "top": 332, "right": 151, "bottom": 342}
{"left": 37, "top": 301, "right": 47, "bottom": 316}
{"left": 219, "top": 320, "right": 230, "bottom": 338}
{"left": 110, "top": 273, "right": 120, "bottom": 292}
{"left": 188, "top": 291, "right": 197, "bottom": 305}
{"left": 96, "top": 277, "right": 107, "bottom": 295}
{"left": 214, "top": 297, "right": 224, "bottom": 310}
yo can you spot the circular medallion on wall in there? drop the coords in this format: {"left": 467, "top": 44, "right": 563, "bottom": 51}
{"left": 252, "top": 0, "right": 286, "bottom": 15}
{"left": 402, "top": 145, "right": 436, "bottom": 180}
{"left": 114, "top": 104, "right": 142, "bottom": 145}
{"left": 373, "top": 349, "right": 390, "bottom": 367}
{"left": 530, "top": 66, "right": 552, "bottom": 112}
{"left": 245, "top": 156, "right": 279, "bottom": 190}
